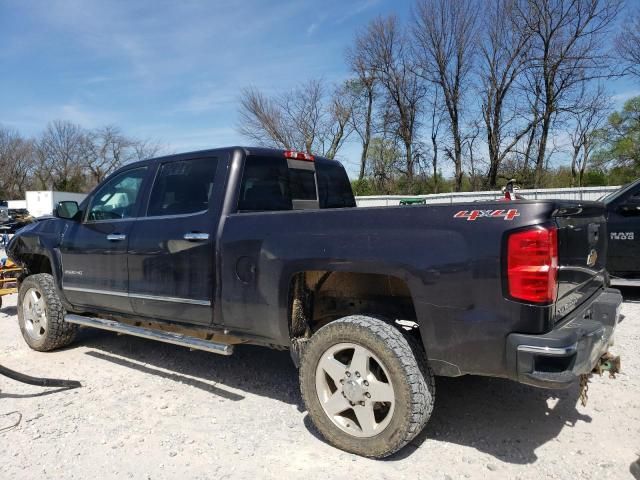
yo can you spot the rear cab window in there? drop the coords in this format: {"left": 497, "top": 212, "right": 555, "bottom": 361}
{"left": 237, "top": 153, "right": 354, "bottom": 213}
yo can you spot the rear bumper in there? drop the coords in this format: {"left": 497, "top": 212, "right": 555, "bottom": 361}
{"left": 506, "top": 288, "right": 622, "bottom": 389}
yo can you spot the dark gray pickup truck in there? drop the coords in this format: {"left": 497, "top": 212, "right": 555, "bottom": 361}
{"left": 7, "top": 147, "right": 622, "bottom": 458}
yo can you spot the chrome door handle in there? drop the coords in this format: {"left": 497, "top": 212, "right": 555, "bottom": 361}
{"left": 183, "top": 232, "right": 209, "bottom": 241}
{"left": 106, "top": 234, "right": 126, "bottom": 241}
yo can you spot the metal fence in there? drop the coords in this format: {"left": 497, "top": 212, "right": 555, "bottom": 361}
{"left": 354, "top": 185, "right": 620, "bottom": 207}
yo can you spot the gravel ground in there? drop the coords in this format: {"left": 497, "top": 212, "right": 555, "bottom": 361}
{"left": 0, "top": 289, "right": 639, "bottom": 480}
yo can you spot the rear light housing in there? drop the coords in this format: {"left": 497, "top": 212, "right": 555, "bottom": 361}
{"left": 284, "top": 150, "right": 314, "bottom": 161}
{"left": 507, "top": 225, "right": 558, "bottom": 304}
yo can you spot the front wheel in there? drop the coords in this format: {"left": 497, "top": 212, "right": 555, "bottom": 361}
{"left": 299, "top": 315, "right": 435, "bottom": 458}
{"left": 18, "top": 273, "right": 78, "bottom": 351}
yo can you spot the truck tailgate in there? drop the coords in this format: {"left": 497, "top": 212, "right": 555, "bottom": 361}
{"left": 553, "top": 202, "right": 608, "bottom": 322}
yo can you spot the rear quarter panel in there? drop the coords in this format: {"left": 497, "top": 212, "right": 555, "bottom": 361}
{"left": 220, "top": 201, "right": 559, "bottom": 377}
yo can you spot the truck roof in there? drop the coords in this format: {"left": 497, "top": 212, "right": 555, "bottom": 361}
{"left": 122, "top": 146, "right": 342, "bottom": 171}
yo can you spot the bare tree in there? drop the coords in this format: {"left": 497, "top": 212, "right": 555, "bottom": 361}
{"left": 413, "top": 0, "right": 478, "bottom": 191}
{"left": 35, "top": 120, "right": 87, "bottom": 191}
{"left": 479, "top": 0, "right": 535, "bottom": 188}
{"left": 83, "top": 125, "right": 133, "bottom": 187}
{"left": 237, "top": 80, "right": 351, "bottom": 159}
{"left": 356, "top": 15, "right": 426, "bottom": 181}
{"left": 463, "top": 120, "right": 483, "bottom": 191}
{"left": 131, "top": 138, "right": 163, "bottom": 162}
{"left": 568, "top": 85, "right": 609, "bottom": 186}
{"left": 323, "top": 83, "right": 353, "bottom": 159}
{"left": 238, "top": 87, "right": 292, "bottom": 149}
{"left": 516, "top": 0, "right": 622, "bottom": 187}
{"left": 0, "top": 126, "right": 36, "bottom": 198}
{"left": 346, "top": 42, "right": 379, "bottom": 180}
{"left": 616, "top": 10, "right": 640, "bottom": 80}
{"left": 428, "top": 89, "right": 445, "bottom": 193}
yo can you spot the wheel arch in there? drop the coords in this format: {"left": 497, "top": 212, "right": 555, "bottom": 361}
{"left": 285, "top": 269, "right": 427, "bottom": 365}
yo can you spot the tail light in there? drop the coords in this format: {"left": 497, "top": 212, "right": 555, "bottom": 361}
{"left": 284, "top": 150, "right": 314, "bottom": 161}
{"left": 507, "top": 225, "right": 558, "bottom": 304}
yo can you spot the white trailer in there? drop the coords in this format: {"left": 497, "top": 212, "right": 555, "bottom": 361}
{"left": 25, "top": 191, "right": 87, "bottom": 218}
{"left": 7, "top": 200, "right": 27, "bottom": 210}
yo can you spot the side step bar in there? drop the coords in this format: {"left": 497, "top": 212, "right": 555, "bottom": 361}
{"left": 65, "top": 314, "right": 233, "bottom": 356}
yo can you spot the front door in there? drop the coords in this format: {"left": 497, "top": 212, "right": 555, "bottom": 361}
{"left": 127, "top": 156, "right": 222, "bottom": 326}
{"left": 60, "top": 166, "right": 149, "bottom": 314}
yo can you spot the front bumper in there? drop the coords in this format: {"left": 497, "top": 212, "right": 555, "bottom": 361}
{"left": 506, "top": 288, "right": 622, "bottom": 389}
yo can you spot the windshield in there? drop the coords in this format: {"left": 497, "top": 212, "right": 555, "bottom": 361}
{"left": 600, "top": 180, "right": 639, "bottom": 204}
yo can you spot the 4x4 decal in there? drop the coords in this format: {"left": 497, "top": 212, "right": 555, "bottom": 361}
{"left": 453, "top": 209, "right": 520, "bottom": 221}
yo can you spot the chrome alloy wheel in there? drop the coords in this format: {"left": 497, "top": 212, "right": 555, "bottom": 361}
{"left": 315, "top": 342, "right": 395, "bottom": 438}
{"left": 22, "top": 287, "right": 48, "bottom": 340}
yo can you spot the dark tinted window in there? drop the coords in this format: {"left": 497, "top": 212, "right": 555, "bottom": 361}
{"left": 238, "top": 156, "right": 292, "bottom": 212}
{"left": 316, "top": 161, "right": 356, "bottom": 208}
{"left": 88, "top": 167, "right": 147, "bottom": 221}
{"left": 289, "top": 168, "right": 317, "bottom": 200}
{"left": 147, "top": 157, "right": 217, "bottom": 217}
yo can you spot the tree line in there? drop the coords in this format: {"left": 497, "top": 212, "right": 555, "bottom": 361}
{"left": 0, "top": 120, "right": 161, "bottom": 200}
{"left": 239, "top": 0, "right": 640, "bottom": 194}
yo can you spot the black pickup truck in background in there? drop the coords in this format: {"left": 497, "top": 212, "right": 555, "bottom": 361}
{"left": 7, "top": 147, "right": 622, "bottom": 458}
{"left": 600, "top": 178, "right": 640, "bottom": 283}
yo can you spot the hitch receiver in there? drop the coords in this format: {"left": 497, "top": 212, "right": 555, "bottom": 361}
{"left": 592, "top": 352, "right": 621, "bottom": 378}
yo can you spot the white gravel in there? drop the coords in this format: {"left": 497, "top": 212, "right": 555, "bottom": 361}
{"left": 1, "top": 290, "right": 639, "bottom": 480}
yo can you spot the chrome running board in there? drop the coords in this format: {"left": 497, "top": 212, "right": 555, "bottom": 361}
{"left": 65, "top": 314, "right": 233, "bottom": 356}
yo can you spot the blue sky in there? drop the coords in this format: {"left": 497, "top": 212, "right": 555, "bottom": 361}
{"left": 0, "top": 0, "right": 638, "bottom": 178}
{"left": 0, "top": 0, "right": 405, "bottom": 175}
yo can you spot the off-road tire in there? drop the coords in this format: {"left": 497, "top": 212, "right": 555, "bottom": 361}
{"left": 18, "top": 273, "right": 77, "bottom": 351}
{"left": 299, "top": 315, "right": 435, "bottom": 458}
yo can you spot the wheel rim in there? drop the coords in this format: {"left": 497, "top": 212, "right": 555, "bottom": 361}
{"left": 315, "top": 342, "right": 396, "bottom": 438}
{"left": 23, "top": 287, "right": 48, "bottom": 341}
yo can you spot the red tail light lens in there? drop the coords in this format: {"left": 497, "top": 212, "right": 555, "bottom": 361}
{"left": 507, "top": 226, "right": 558, "bottom": 304}
{"left": 284, "top": 150, "right": 314, "bottom": 161}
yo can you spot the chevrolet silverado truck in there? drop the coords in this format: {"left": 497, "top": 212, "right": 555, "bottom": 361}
{"left": 7, "top": 147, "right": 622, "bottom": 458}
{"left": 600, "top": 178, "right": 640, "bottom": 284}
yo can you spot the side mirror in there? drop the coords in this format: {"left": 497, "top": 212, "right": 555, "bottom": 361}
{"left": 56, "top": 201, "right": 81, "bottom": 220}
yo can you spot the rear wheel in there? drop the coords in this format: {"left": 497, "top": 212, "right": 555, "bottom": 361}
{"left": 18, "top": 273, "right": 77, "bottom": 351}
{"left": 299, "top": 315, "right": 435, "bottom": 458}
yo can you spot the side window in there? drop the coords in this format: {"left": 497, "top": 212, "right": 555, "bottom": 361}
{"left": 237, "top": 156, "right": 292, "bottom": 212}
{"left": 87, "top": 167, "right": 147, "bottom": 221}
{"left": 147, "top": 157, "right": 218, "bottom": 217}
{"left": 316, "top": 161, "right": 356, "bottom": 208}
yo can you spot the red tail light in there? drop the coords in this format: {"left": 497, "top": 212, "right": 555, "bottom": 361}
{"left": 507, "top": 226, "right": 558, "bottom": 304}
{"left": 284, "top": 150, "right": 314, "bottom": 161}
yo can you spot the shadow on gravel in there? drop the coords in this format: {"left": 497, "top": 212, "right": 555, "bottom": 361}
{"left": 79, "top": 328, "right": 300, "bottom": 406}
{"left": 78, "top": 328, "right": 593, "bottom": 464}
{"left": 0, "top": 306, "right": 17, "bottom": 317}
{"left": 391, "top": 375, "right": 591, "bottom": 464}
{"left": 631, "top": 456, "right": 640, "bottom": 479}
{"left": 618, "top": 286, "right": 640, "bottom": 304}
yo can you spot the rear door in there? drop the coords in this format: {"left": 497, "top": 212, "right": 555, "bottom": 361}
{"left": 127, "top": 155, "right": 223, "bottom": 326}
{"left": 60, "top": 166, "right": 149, "bottom": 313}
{"left": 553, "top": 202, "right": 608, "bottom": 322}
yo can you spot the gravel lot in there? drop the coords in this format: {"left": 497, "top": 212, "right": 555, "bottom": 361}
{"left": 1, "top": 289, "right": 639, "bottom": 480}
